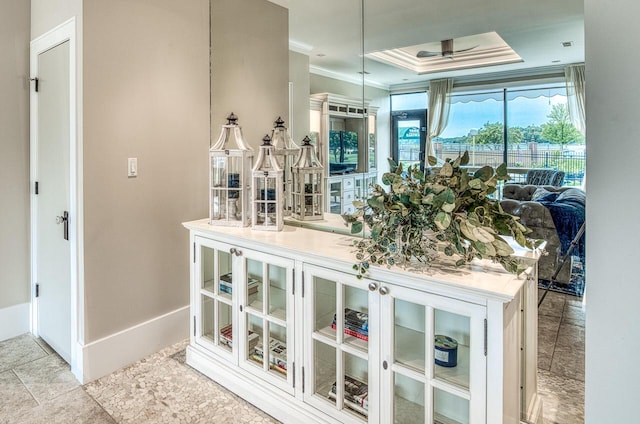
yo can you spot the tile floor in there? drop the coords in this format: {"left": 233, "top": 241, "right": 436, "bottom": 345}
{"left": 1, "top": 290, "right": 584, "bottom": 424}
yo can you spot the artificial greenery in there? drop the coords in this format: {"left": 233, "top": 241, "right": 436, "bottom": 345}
{"left": 342, "top": 152, "right": 542, "bottom": 278}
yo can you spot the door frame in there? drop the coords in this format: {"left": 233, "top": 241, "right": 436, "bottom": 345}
{"left": 30, "top": 17, "right": 83, "bottom": 381}
{"left": 391, "top": 109, "right": 427, "bottom": 171}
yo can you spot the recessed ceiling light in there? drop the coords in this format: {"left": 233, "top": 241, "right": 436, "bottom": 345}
{"left": 561, "top": 41, "right": 573, "bottom": 47}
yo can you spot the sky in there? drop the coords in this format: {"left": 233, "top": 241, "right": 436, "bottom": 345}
{"left": 439, "top": 94, "right": 567, "bottom": 138}
{"left": 392, "top": 90, "right": 568, "bottom": 139}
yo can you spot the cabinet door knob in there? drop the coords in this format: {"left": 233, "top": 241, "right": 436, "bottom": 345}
{"left": 368, "top": 282, "right": 377, "bottom": 292}
{"left": 379, "top": 286, "right": 389, "bottom": 296}
{"left": 382, "top": 360, "right": 388, "bottom": 370}
{"left": 230, "top": 248, "right": 242, "bottom": 257}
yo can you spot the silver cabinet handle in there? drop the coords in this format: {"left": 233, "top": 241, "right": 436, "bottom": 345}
{"left": 379, "top": 286, "right": 389, "bottom": 296}
{"left": 368, "top": 282, "right": 377, "bottom": 292}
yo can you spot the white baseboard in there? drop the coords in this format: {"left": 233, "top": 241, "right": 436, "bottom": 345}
{"left": 0, "top": 303, "right": 30, "bottom": 342}
{"left": 522, "top": 393, "right": 544, "bottom": 424}
{"left": 80, "top": 305, "right": 189, "bottom": 383}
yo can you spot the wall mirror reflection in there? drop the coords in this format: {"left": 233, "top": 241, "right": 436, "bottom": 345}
{"left": 286, "top": 2, "right": 585, "bottom": 423}
{"left": 288, "top": 0, "right": 584, "bottom": 230}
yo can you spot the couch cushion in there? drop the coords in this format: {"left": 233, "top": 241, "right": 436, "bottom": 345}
{"left": 531, "top": 187, "right": 560, "bottom": 202}
{"left": 555, "top": 188, "right": 586, "bottom": 207}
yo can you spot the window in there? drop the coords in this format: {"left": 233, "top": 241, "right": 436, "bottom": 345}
{"left": 432, "top": 84, "right": 585, "bottom": 186}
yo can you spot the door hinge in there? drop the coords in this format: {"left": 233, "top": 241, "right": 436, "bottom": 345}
{"left": 35, "top": 181, "right": 39, "bottom": 195}
{"left": 484, "top": 318, "right": 488, "bottom": 356}
{"left": 302, "top": 366, "right": 305, "bottom": 393}
{"left": 292, "top": 361, "right": 296, "bottom": 389}
{"left": 193, "top": 316, "right": 196, "bottom": 337}
{"left": 292, "top": 271, "right": 295, "bottom": 296}
{"left": 301, "top": 272, "right": 305, "bottom": 298}
{"left": 30, "top": 77, "right": 39, "bottom": 92}
{"left": 193, "top": 243, "right": 196, "bottom": 263}
{"left": 35, "top": 283, "right": 40, "bottom": 298}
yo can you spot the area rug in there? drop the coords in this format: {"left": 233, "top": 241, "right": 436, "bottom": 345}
{"left": 538, "top": 256, "right": 585, "bottom": 297}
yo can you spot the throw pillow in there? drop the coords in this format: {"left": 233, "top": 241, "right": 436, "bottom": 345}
{"left": 556, "top": 188, "right": 586, "bottom": 207}
{"left": 531, "top": 187, "right": 559, "bottom": 202}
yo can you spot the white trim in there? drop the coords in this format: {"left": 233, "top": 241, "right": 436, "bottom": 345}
{"left": 30, "top": 17, "right": 83, "bottom": 380}
{"left": 80, "top": 306, "right": 190, "bottom": 384}
{"left": 0, "top": 303, "right": 30, "bottom": 342}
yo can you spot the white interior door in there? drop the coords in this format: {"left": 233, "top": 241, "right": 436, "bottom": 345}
{"left": 35, "top": 40, "right": 71, "bottom": 363}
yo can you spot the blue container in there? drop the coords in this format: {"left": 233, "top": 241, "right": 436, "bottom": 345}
{"left": 434, "top": 335, "right": 458, "bottom": 367}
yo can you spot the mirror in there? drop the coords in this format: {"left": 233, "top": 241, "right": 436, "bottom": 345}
{"left": 285, "top": 0, "right": 584, "bottom": 234}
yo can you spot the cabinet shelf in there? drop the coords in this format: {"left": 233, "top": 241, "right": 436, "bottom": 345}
{"left": 317, "top": 325, "right": 368, "bottom": 353}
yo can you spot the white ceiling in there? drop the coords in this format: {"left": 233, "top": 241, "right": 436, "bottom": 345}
{"left": 288, "top": 0, "right": 584, "bottom": 90}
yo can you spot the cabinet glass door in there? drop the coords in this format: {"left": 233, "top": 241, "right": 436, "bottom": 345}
{"left": 239, "top": 250, "right": 294, "bottom": 394}
{"left": 194, "top": 237, "right": 234, "bottom": 360}
{"left": 381, "top": 285, "right": 486, "bottom": 424}
{"left": 327, "top": 178, "right": 343, "bottom": 214}
{"left": 303, "top": 264, "right": 377, "bottom": 424}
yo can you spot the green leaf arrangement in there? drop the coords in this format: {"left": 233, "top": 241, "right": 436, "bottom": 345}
{"left": 342, "top": 152, "right": 543, "bottom": 278}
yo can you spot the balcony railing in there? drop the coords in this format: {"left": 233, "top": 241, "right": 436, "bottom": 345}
{"left": 434, "top": 142, "right": 586, "bottom": 187}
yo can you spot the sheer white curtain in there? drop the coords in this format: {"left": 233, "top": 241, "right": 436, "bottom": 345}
{"left": 565, "top": 64, "right": 586, "bottom": 135}
{"left": 427, "top": 78, "right": 453, "bottom": 158}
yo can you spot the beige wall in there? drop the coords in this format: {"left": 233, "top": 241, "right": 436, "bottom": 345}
{"left": 211, "top": 0, "right": 289, "bottom": 149}
{"left": 0, "top": 0, "right": 30, "bottom": 310}
{"left": 289, "top": 50, "right": 310, "bottom": 143}
{"left": 82, "top": 0, "right": 209, "bottom": 342}
{"left": 31, "top": 0, "right": 81, "bottom": 39}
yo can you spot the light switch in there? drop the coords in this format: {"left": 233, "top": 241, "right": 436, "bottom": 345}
{"left": 128, "top": 158, "right": 138, "bottom": 177}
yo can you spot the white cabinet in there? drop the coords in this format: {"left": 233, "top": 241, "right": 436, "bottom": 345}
{"left": 192, "top": 236, "right": 295, "bottom": 394}
{"left": 310, "top": 93, "right": 378, "bottom": 215}
{"left": 184, "top": 220, "right": 542, "bottom": 424}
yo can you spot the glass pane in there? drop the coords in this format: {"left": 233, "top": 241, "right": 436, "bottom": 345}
{"left": 397, "top": 120, "right": 422, "bottom": 169}
{"left": 314, "top": 339, "right": 336, "bottom": 405}
{"left": 217, "top": 249, "right": 232, "bottom": 300}
{"left": 267, "top": 322, "right": 288, "bottom": 379}
{"left": 506, "top": 87, "right": 584, "bottom": 187}
{"left": 217, "top": 301, "right": 232, "bottom": 352}
{"left": 434, "top": 309, "right": 470, "bottom": 389}
{"left": 394, "top": 298, "right": 425, "bottom": 372}
{"left": 247, "top": 313, "right": 264, "bottom": 365}
{"left": 434, "top": 388, "right": 469, "bottom": 424}
{"left": 434, "top": 91, "right": 504, "bottom": 168}
{"left": 201, "top": 295, "right": 214, "bottom": 343}
{"left": 368, "top": 115, "right": 376, "bottom": 170}
{"left": 341, "top": 353, "right": 369, "bottom": 419}
{"left": 314, "top": 277, "right": 336, "bottom": 337}
{"left": 394, "top": 372, "right": 425, "bottom": 424}
{"left": 329, "top": 180, "right": 342, "bottom": 214}
{"left": 246, "top": 259, "right": 264, "bottom": 311}
{"left": 343, "top": 285, "right": 369, "bottom": 351}
{"left": 201, "top": 246, "right": 214, "bottom": 292}
{"left": 254, "top": 176, "right": 278, "bottom": 225}
{"left": 268, "top": 263, "right": 287, "bottom": 320}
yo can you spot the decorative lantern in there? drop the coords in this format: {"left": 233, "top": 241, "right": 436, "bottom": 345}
{"left": 252, "top": 135, "right": 284, "bottom": 231}
{"left": 270, "top": 117, "right": 300, "bottom": 216}
{"left": 209, "top": 113, "right": 253, "bottom": 226}
{"left": 292, "top": 136, "right": 324, "bottom": 221}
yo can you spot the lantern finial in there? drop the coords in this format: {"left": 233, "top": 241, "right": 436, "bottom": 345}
{"left": 227, "top": 112, "right": 238, "bottom": 125}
